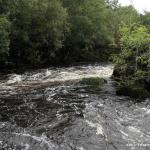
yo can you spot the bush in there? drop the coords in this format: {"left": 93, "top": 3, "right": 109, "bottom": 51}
{"left": 113, "top": 24, "right": 150, "bottom": 98}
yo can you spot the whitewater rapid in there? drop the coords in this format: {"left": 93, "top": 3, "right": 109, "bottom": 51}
{"left": 0, "top": 63, "right": 150, "bottom": 150}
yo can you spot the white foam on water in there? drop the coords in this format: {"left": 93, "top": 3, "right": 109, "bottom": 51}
{"left": 120, "top": 130, "right": 128, "bottom": 137}
{"left": 128, "top": 126, "right": 141, "bottom": 133}
{"left": 2, "top": 64, "right": 113, "bottom": 86}
{"left": 141, "top": 108, "right": 150, "bottom": 114}
{"left": 45, "top": 69, "right": 51, "bottom": 77}
{"left": 24, "top": 143, "right": 30, "bottom": 150}
{"left": 51, "top": 65, "right": 114, "bottom": 81}
{"left": 1, "top": 132, "right": 57, "bottom": 150}
{"left": 77, "top": 147, "right": 85, "bottom": 150}
{"left": 96, "top": 124, "right": 104, "bottom": 135}
{"left": 7, "top": 74, "right": 22, "bottom": 84}
{"left": 86, "top": 120, "right": 104, "bottom": 135}
{"left": 0, "top": 85, "right": 15, "bottom": 90}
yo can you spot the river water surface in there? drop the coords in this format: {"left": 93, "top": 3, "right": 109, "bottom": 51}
{"left": 0, "top": 64, "right": 150, "bottom": 150}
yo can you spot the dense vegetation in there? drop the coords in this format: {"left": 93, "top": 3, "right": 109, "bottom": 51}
{"left": 113, "top": 24, "right": 150, "bottom": 98}
{"left": 110, "top": 4, "right": 150, "bottom": 99}
{"left": 0, "top": 0, "right": 144, "bottom": 68}
{"left": 0, "top": 0, "right": 150, "bottom": 98}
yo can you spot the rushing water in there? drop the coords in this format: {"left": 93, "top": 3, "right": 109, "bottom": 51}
{"left": 0, "top": 64, "right": 150, "bottom": 150}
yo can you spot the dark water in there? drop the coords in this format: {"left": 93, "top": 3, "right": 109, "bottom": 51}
{"left": 0, "top": 64, "right": 150, "bottom": 150}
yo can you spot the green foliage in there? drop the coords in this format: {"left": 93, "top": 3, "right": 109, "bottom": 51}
{"left": 116, "top": 80, "right": 150, "bottom": 98}
{"left": 80, "top": 77, "right": 106, "bottom": 87}
{"left": 108, "top": 2, "right": 140, "bottom": 46}
{"left": 0, "top": 15, "right": 10, "bottom": 62}
{"left": 113, "top": 24, "right": 150, "bottom": 77}
{"left": 0, "top": 0, "right": 11, "bottom": 14}
{"left": 141, "top": 12, "right": 150, "bottom": 31}
{"left": 61, "top": 0, "right": 113, "bottom": 62}
{"left": 117, "top": 6, "right": 140, "bottom": 26}
{"left": 0, "top": 0, "right": 149, "bottom": 68}
{"left": 10, "top": 0, "right": 68, "bottom": 66}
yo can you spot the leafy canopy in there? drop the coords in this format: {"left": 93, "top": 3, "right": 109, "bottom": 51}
{"left": 113, "top": 24, "right": 150, "bottom": 77}
{"left": 0, "top": 15, "right": 10, "bottom": 62}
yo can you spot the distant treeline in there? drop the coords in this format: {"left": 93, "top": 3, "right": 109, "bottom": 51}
{"left": 0, "top": 0, "right": 150, "bottom": 68}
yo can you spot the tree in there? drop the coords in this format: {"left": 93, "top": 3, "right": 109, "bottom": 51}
{"left": 0, "top": 15, "right": 10, "bottom": 63}
{"left": 141, "top": 12, "right": 150, "bottom": 31}
{"left": 61, "top": 0, "right": 113, "bottom": 62}
{"left": 0, "top": 0, "right": 11, "bottom": 14}
{"left": 108, "top": 2, "right": 140, "bottom": 47}
{"left": 10, "top": 0, "right": 68, "bottom": 66}
{"left": 113, "top": 24, "right": 150, "bottom": 77}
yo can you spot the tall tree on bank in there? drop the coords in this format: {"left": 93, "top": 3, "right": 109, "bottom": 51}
{"left": 61, "top": 0, "right": 113, "bottom": 62}
{"left": 113, "top": 24, "right": 150, "bottom": 77}
{"left": 0, "top": 0, "right": 149, "bottom": 68}
{"left": 0, "top": 15, "right": 10, "bottom": 63}
{"left": 10, "top": 0, "right": 68, "bottom": 66}
{"left": 0, "top": 0, "right": 11, "bottom": 64}
{"left": 108, "top": 0, "right": 140, "bottom": 47}
{"left": 141, "top": 12, "right": 150, "bottom": 31}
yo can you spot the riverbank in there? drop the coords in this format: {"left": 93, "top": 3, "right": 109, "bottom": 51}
{"left": 113, "top": 72, "right": 150, "bottom": 99}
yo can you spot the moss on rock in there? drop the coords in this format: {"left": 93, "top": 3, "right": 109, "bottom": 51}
{"left": 80, "top": 77, "right": 106, "bottom": 88}
{"left": 116, "top": 78, "right": 150, "bottom": 99}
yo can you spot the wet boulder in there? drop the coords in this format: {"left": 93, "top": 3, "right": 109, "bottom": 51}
{"left": 116, "top": 79, "right": 150, "bottom": 99}
{"left": 80, "top": 77, "right": 107, "bottom": 87}
{"left": 136, "top": 78, "right": 150, "bottom": 92}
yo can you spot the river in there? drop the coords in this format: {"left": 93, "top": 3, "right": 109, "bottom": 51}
{"left": 0, "top": 64, "right": 150, "bottom": 150}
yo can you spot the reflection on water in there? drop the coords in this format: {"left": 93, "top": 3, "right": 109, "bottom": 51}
{"left": 0, "top": 64, "right": 150, "bottom": 150}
